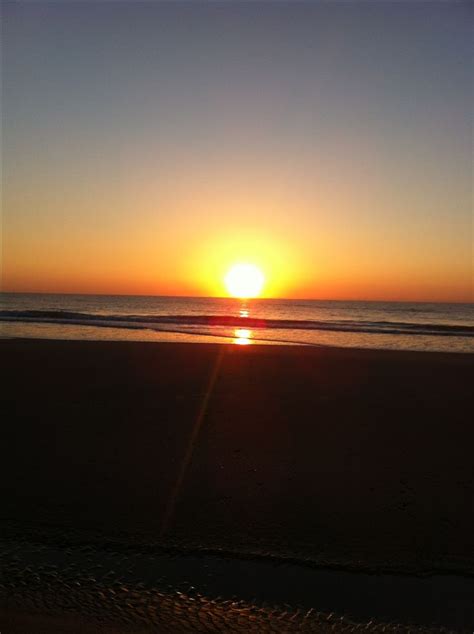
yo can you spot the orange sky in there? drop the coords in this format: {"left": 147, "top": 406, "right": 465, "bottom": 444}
{"left": 2, "top": 2, "right": 473, "bottom": 303}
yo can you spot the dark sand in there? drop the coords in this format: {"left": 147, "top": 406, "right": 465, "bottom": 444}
{"left": 1, "top": 339, "right": 474, "bottom": 631}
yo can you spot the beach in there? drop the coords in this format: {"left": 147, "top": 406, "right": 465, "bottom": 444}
{"left": 2, "top": 339, "right": 474, "bottom": 631}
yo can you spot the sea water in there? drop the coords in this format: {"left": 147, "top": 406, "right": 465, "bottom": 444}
{"left": 1, "top": 293, "right": 473, "bottom": 353}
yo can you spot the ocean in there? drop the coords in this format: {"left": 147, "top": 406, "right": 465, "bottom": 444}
{"left": 1, "top": 293, "right": 473, "bottom": 353}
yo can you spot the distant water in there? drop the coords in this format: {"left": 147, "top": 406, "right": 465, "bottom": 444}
{"left": 1, "top": 293, "right": 473, "bottom": 352}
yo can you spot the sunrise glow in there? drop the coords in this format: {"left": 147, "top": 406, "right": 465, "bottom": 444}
{"left": 225, "top": 264, "right": 265, "bottom": 299}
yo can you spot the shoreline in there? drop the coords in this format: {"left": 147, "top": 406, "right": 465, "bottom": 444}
{"left": 3, "top": 534, "right": 474, "bottom": 631}
{"left": 2, "top": 333, "right": 474, "bottom": 354}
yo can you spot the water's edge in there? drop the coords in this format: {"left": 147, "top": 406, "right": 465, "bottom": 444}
{"left": 2, "top": 530, "right": 473, "bottom": 631}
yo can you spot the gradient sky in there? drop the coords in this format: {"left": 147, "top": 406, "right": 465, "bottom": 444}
{"left": 2, "top": 1, "right": 472, "bottom": 301}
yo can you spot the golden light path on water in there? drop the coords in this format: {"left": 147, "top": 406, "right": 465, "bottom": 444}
{"left": 234, "top": 328, "right": 252, "bottom": 345}
{"left": 234, "top": 300, "right": 252, "bottom": 344}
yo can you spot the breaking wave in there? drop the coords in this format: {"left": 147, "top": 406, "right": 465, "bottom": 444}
{"left": 1, "top": 309, "right": 473, "bottom": 338}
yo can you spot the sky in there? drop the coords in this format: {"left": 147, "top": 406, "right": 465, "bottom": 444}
{"left": 2, "top": 0, "right": 472, "bottom": 301}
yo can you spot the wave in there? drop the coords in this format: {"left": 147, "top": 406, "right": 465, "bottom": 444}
{"left": 1, "top": 309, "right": 473, "bottom": 337}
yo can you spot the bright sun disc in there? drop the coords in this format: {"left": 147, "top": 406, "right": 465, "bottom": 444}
{"left": 225, "top": 263, "right": 265, "bottom": 298}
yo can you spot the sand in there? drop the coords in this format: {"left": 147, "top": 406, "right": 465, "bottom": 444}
{"left": 1, "top": 339, "right": 474, "bottom": 631}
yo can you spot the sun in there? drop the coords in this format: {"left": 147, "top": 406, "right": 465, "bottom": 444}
{"left": 225, "top": 263, "right": 265, "bottom": 299}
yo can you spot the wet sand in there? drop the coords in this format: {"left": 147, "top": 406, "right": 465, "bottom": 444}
{"left": 1, "top": 339, "right": 474, "bottom": 631}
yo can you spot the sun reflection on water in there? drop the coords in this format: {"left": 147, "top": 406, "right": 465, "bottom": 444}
{"left": 234, "top": 328, "right": 252, "bottom": 345}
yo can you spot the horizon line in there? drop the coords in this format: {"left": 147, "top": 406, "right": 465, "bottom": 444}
{"left": 1, "top": 290, "right": 472, "bottom": 306}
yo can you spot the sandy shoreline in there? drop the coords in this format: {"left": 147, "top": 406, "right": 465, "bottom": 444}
{"left": 2, "top": 338, "right": 474, "bottom": 630}
{"left": 3, "top": 537, "right": 474, "bottom": 631}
